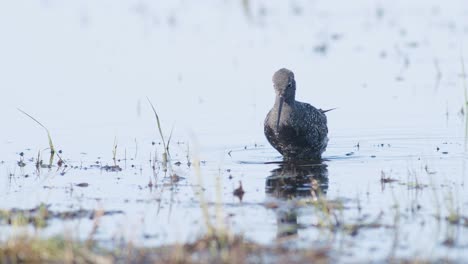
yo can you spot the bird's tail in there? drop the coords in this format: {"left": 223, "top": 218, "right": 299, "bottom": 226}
{"left": 321, "top": 108, "right": 337, "bottom": 113}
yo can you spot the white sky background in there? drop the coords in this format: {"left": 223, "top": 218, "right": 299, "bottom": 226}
{"left": 0, "top": 0, "right": 467, "bottom": 155}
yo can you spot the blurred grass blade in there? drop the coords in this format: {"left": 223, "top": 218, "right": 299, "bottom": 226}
{"left": 166, "top": 124, "right": 175, "bottom": 153}
{"left": 146, "top": 97, "right": 167, "bottom": 152}
{"left": 112, "top": 136, "right": 118, "bottom": 166}
{"left": 461, "top": 53, "right": 468, "bottom": 150}
{"left": 462, "top": 54, "right": 467, "bottom": 106}
{"left": 17, "top": 108, "right": 55, "bottom": 156}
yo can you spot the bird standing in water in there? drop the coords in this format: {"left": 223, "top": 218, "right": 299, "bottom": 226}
{"left": 264, "top": 68, "right": 330, "bottom": 161}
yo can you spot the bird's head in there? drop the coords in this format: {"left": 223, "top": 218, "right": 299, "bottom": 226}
{"left": 273, "top": 68, "right": 296, "bottom": 102}
{"left": 272, "top": 68, "right": 296, "bottom": 132}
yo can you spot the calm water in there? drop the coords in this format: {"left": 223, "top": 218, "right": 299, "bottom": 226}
{"left": 1, "top": 0, "right": 468, "bottom": 262}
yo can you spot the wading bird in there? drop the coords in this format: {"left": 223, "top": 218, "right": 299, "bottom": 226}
{"left": 264, "top": 68, "right": 331, "bottom": 161}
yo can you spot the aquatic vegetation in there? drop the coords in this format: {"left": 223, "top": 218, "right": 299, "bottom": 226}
{"left": 17, "top": 109, "right": 56, "bottom": 166}
{"left": 463, "top": 55, "right": 468, "bottom": 109}
{"left": 0, "top": 204, "right": 123, "bottom": 229}
{"left": 462, "top": 54, "right": 468, "bottom": 149}
{"left": 112, "top": 136, "right": 118, "bottom": 167}
{"left": 147, "top": 97, "right": 173, "bottom": 164}
{"left": 0, "top": 232, "right": 333, "bottom": 264}
{"left": 0, "top": 235, "right": 103, "bottom": 263}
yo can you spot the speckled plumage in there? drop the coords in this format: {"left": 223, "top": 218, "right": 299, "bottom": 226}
{"left": 264, "top": 68, "right": 329, "bottom": 161}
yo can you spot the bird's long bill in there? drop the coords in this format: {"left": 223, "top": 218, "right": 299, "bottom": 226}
{"left": 276, "top": 96, "right": 284, "bottom": 131}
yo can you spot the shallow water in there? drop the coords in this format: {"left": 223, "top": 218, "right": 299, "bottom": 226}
{"left": 1, "top": 0, "right": 468, "bottom": 262}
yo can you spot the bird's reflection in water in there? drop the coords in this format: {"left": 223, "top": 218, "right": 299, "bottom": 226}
{"left": 265, "top": 162, "right": 329, "bottom": 238}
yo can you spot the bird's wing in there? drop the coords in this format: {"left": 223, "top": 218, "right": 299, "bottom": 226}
{"left": 298, "top": 104, "right": 328, "bottom": 148}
